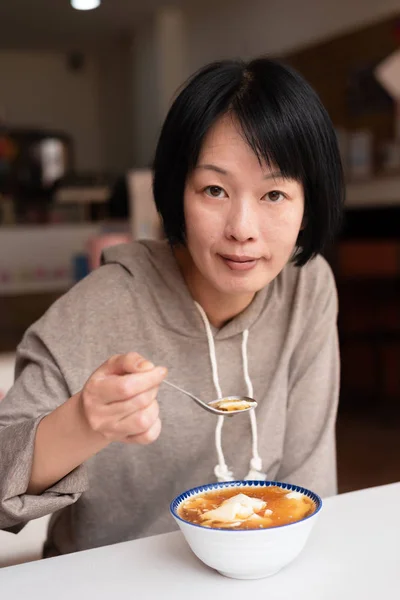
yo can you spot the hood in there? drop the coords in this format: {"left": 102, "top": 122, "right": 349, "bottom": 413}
{"left": 102, "top": 240, "right": 276, "bottom": 341}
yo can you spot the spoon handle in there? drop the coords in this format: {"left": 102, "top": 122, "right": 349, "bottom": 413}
{"left": 163, "top": 379, "right": 203, "bottom": 404}
{"left": 163, "top": 379, "right": 217, "bottom": 414}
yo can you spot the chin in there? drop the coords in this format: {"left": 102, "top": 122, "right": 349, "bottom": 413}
{"left": 213, "top": 275, "right": 269, "bottom": 296}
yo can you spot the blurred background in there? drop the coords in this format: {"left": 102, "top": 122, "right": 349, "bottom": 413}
{"left": 0, "top": 0, "right": 399, "bottom": 494}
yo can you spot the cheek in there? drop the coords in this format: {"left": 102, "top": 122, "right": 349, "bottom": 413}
{"left": 185, "top": 203, "right": 222, "bottom": 250}
{"left": 188, "top": 224, "right": 219, "bottom": 256}
{"left": 264, "top": 206, "right": 304, "bottom": 246}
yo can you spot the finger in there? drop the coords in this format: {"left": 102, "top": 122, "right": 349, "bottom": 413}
{"left": 91, "top": 366, "right": 167, "bottom": 404}
{"left": 123, "top": 417, "right": 162, "bottom": 446}
{"left": 101, "top": 353, "right": 155, "bottom": 377}
{"left": 114, "top": 399, "right": 160, "bottom": 437}
{"left": 100, "top": 386, "right": 159, "bottom": 420}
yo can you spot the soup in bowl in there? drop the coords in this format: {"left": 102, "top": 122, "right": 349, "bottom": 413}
{"left": 170, "top": 480, "right": 322, "bottom": 580}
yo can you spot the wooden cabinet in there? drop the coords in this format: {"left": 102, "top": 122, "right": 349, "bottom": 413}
{"left": 334, "top": 239, "right": 400, "bottom": 421}
{"left": 0, "top": 293, "right": 61, "bottom": 352}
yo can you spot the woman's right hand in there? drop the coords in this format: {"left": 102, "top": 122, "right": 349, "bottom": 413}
{"left": 78, "top": 352, "right": 167, "bottom": 445}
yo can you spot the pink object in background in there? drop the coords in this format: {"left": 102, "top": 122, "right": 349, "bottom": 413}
{"left": 53, "top": 266, "right": 69, "bottom": 279}
{"left": 87, "top": 233, "right": 132, "bottom": 271}
{"left": 35, "top": 267, "right": 47, "bottom": 280}
{"left": 0, "top": 270, "right": 11, "bottom": 283}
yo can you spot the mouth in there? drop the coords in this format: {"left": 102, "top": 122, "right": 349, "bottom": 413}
{"left": 219, "top": 254, "right": 260, "bottom": 272}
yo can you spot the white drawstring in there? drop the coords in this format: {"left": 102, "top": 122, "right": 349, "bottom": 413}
{"left": 194, "top": 302, "right": 266, "bottom": 482}
{"left": 194, "top": 302, "right": 234, "bottom": 481}
{"left": 242, "top": 329, "right": 266, "bottom": 481}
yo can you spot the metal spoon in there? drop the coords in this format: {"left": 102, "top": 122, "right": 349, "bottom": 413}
{"left": 163, "top": 380, "right": 257, "bottom": 416}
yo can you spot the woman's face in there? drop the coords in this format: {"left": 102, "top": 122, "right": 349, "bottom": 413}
{"left": 183, "top": 115, "right": 305, "bottom": 299}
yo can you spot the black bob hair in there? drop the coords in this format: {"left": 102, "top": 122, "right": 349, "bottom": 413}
{"left": 153, "top": 58, "right": 344, "bottom": 266}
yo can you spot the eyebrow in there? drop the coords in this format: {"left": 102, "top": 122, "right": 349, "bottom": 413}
{"left": 196, "top": 164, "right": 284, "bottom": 180}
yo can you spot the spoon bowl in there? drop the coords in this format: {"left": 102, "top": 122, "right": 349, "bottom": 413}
{"left": 163, "top": 380, "right": 257, "bottom": 416}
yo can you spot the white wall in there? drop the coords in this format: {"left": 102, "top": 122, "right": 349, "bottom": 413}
{"left": 0, "top": 50, "right": 103, "bottom": 171}
{"left": 185, "top": 0, "right": 400, "bottom": 71}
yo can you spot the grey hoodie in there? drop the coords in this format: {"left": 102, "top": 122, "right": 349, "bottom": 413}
{"left": 0, "top": 240, "right": 339, "bottom": 557}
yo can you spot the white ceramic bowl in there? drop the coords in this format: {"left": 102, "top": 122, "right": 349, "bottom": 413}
{"left": 170, "top": 480, "right": 322, "bottom": 580}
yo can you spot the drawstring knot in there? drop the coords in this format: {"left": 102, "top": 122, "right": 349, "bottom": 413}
{"left": 244, "top": 456, "right": 266, "bottom": 481}
{"left": 214, "top": 462, "right": 234, "bottom": 481}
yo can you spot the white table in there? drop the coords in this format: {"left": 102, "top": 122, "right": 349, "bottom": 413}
{"left": 1, "top": 483, "right": 399, "bottom": 598}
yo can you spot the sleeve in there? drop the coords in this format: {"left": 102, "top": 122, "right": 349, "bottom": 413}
{"left": 0, "top": 327, "right": 88, "bottom": 533}
{"left": 276, "top": 258, "right": 340, "bottom": 498}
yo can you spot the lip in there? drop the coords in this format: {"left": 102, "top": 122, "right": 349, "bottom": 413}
{"left": 220, "top": 254, "right": 259, "bottom": 262}
{"left": 219, "top": 254, "right": 260, "bottom": 272}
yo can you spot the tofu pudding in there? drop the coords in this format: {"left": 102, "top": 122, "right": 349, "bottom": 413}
{"left": 178, "top": 486, "right": 316, "bottom": 530}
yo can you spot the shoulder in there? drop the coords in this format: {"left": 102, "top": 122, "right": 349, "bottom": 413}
{"left": 284, "top": 253, "right": 335, "bottom": 287}
{"left": 19, "top": 261, "right": 131, "bottom": 351}
{"left": 55, "top": 262, "right": 131, "bottom": 315}
{"left": 54, "top": 239, "right": 157, "bottom": 313}
{"left": 279, "top": 255, "right": 338, "bottom": 318}
{"left": 22, "top": 240, "right": 170, "bottom": 341}
{"left": 298, "top": 254, "right": 336, "bottom": 296}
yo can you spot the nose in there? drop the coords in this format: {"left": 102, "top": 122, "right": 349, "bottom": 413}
{"left": 224, "top": 199, "right": 259, "bottom": 243}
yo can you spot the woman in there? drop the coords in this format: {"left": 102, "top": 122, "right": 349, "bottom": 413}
{"left": 0, "top": 58, "right": 343, "bottom": 557}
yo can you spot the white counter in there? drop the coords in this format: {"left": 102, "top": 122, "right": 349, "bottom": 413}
{"left": 0, "top": 223, "right": 101, "bottom": 295}
{"left": 1, "top": 482, "right": 399, "bottom": 598}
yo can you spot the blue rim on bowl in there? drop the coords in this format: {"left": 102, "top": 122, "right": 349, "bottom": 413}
{"left": 170, "top": 480, "right": 322, "bottom": 532}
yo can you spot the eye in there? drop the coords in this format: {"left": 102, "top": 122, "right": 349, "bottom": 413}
{"left": 204, "top": 185, "right": 227, "bottom": 198}
{"left": 265, "top": 190, "right": 285, "bottom": 203}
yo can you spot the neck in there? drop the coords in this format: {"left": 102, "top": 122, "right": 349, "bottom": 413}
{"left": 173, "top": 245, "right": 255, "bottom": 329}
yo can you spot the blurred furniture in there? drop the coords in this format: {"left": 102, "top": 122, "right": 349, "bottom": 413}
{"left": 334, "top": 232, "right": 400, "bottom": 421}
{"left": 1, "top": 483, "right": 400, "bottom": 594}
{"left": 0, "top": 292, "right": 62, "bottom": 353}
{"left": 347, "top": 175, "right": 400, "bottom": 209}
{"left": 0, "top": 223, "right": 102, "bottom": 296}
{"left": 0, "top": 128, "right": 72, "bottom": 226}
{"left": 53, "top": 173, "right": 112, "bottom": 222}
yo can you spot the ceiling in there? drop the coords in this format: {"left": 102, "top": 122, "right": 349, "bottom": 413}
{"left": 0, "top": 0, "right": 187, "bottom": 49}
